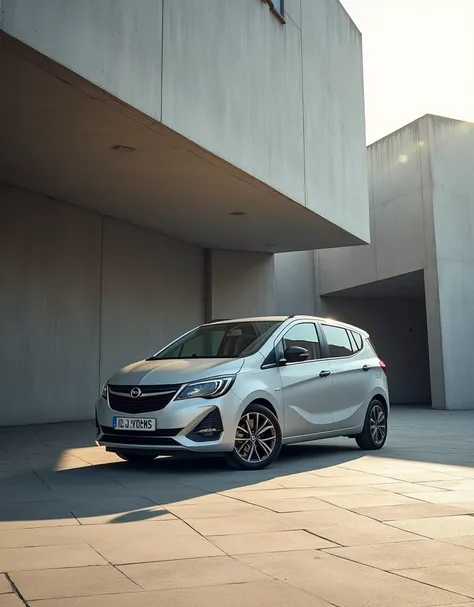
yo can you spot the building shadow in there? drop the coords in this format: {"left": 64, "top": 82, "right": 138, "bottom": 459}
{"left": 1, "top": 406, "right": 473, "bottom": 527}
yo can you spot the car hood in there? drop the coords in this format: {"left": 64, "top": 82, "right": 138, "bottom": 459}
{"left": 108, "top": 357, "right": 245, "bottom": 386}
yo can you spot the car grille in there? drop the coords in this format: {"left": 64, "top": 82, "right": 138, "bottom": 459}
{"left": 100, "top": 425, "right": 182, "bottom": 446}
{"left": 108, "top": 384, "right": 181, "bottom": 414}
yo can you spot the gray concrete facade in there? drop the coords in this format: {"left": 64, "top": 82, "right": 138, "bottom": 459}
{"left": 0, "top": 0, "right": 371, "bottom": 425}
{"left": 1, "top": 0, "right": 369, "bottom": 247}
{"left": 0, "top": 184, "right": 205, "bottom": 426}
{"left": 315, "top": 116, "right": 474, "bottom": 411}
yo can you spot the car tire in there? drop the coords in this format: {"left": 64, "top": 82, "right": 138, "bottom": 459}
{"left": 355, "top": 398, "right": 387, "bottom": 450}
{"left": 115, "top": 451, "right": 157, "bottom": 465}
{"left": 226, "top": 403, "right": 282, "bottom": 470}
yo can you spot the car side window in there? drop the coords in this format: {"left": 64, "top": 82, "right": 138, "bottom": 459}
{"left": 323, "top": 325, "right": 354, "bottom": 358}
{"left": 351, "top": 331, "right": 363, "bottom": 352}
{"left": 282, "top": 323, "right": 321, "bottom": 361}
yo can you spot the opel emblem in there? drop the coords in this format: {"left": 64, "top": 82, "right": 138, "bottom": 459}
{"left": 130, "top": 387, "right": 142, "bottom": 399}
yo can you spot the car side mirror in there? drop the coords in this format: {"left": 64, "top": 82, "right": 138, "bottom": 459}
{"left": 281, "top": 345, "right": 309, "bottom": 364}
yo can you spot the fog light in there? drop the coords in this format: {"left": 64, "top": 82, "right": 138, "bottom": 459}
{"left": 187, "top": 408, "right": 223, "bottom": 442}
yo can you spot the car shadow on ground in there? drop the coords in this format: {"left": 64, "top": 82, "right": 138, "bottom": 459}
{"left": 1, "top": 406, "right": 474, "bottom": 527}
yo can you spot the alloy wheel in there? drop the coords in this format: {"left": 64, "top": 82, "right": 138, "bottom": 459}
{"left": 369, "top": 404, "right": 386, "bottom": 446}
{"left": 234, "top": 412, "right": 277, "bottom": 463}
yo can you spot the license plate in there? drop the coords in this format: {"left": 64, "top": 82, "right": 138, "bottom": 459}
{"left": 113, "top": 417, "right": 156, "bottom": 431}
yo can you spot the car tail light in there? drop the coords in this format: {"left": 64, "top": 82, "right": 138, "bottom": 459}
{"left": 379, "top": 360, "right": 387, "bottom": 375}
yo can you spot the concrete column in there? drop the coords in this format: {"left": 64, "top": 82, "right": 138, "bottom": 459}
{"left": 274, "top": 251, "right": 317, "bottom": 316}
{"left": 207, "top": 250, "right": 276, "bottom": 320}
{"left": 428, "top": 119, "right": 474, "bottom": 410}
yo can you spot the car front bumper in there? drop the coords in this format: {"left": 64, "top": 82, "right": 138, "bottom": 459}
{"left": 95, "top": 389, "right": 243, "bottom": 454}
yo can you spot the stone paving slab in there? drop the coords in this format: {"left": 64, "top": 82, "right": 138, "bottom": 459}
{"left": 63, "top": 496, "right": 174, "bottom": 525}
{"left": 0, "top": 544, "right": 106, "bottom": 572}
{"left": 10, "top": 565, "right": 141, "bottom": 600}
{"left": 317, "top": 490, "right": 420, "bottom": 509}
{"left": 119, "top": 555, "right": 269, "bottom": 590}
{"left": 0, "top": 595, "right": 25, "bottom": 607}
{"left": 187, "top": 512, "right": 298, "bottom": 536}
{"left": 145, "top": 491, "right": 230, "bottom": 507}
{"left": 23, "top": 581, "right": 334, "bottom": 607}
{"left": 278, "top": 509, "right": 422, "bottom": 546}
{"left": 232, "top": 495, "right": 339, "bottom": 513}
{"left": 414, "top": 491, "right": 474, "bottom": 505}
{"left": 89, "top": 525, "right": 224, "bottom": 565}
{"left": 0, "top": 520, "right": 193, "bottom": 550}
{"left": 210, "top": 529, "right": 336, "bottom": 554}
{"left": 388, "top": 515, "right": 474, "bottom": 539}
{"left": 369, "top": 471, "right": 467, "bottom": 483}
{"left": 444, "top": 536, "right": 474, "bottom": 550}
{"left": 0, "top": 576, "right": 11, "bottom": 594}
{"left": 353, "top": 503, "right": 473, "bottom": 521}
{"left": 324, "top": 540, "right": 474, "bottom": 570}
{"left": 395, "top": 564, "right": 474, "bottom": 598}
{"left": 163, "top": 499, "right": 265, "bottom": 519}
{"left": 237, "top": 550, "right": 470, "bottom": 607}
{"left": 424, "top": 481, "right": 474, "bottom": 491}
{"left": 0, "top": 500, "right": 79, "bottom": 531}
{"left": 373, "top": 482, "right": 448, "bottom": 494}
{"left": 222, "top": 485, "right": 384, "bottom": 499}
{"left": 278, "top": 472, "right": 397, "bottom": 488}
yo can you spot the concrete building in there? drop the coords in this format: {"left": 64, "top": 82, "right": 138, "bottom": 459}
{"left": 316, "top": 115, "right": 474, "bottom": 411}
{"left": 0, "top": 0, "right": 369, "bottom": 426}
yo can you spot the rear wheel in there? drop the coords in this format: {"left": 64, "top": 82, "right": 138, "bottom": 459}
{"left": 115, "top": 451, "right": 157, "bottom": 465}
{"left": 355, "top": 399, "right": 387, "bottom": 450}
{"left": 226, "top": 404, "right": 282, "bottom": 470}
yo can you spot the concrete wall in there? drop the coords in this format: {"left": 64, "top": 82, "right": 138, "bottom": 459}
{"left": 0, "top": 185, "right": 102, "bottom": 426}
{"left": 315, "top": 115, "right": 474, "bottom": 410}
{"left": 301, "top": 0, "right": 368, "bottom": 241}
{"left": 318, "top": 117, "right": 431, "bottom": 295}
{"left": 162, "top": 0, "right": 304, "bottom": 206}
{"left": 2, "top": 0, "right": 369, "bottom": 243}
{"left": 100, "top": 219, "right": 204, "bottom": 385}
{"left": 429, "top": 117, "right": 474, "bottom": 410}
{"left": 208, "top": 250, "right": 276, "bottom": 320}
{"left": 322, "top": 297, "right": 431, "bottom": 405}
{"left": 0, "top": 185, "right": 289, "bottom": 426}
{"left": 1, "top": 0, "right": 163, "bottom": 121}
{"left": 313, "top": 115, "right": 449, "bottom": 409}
{"left": 274, "top": 251, "right": 317, "bottom": 316}
{"left": 0, "top": 184, "right": 205, "bottom": 426}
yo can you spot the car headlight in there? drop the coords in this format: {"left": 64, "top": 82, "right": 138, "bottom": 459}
{"left": 175, "top": 376, "right": 235, "bottom": 401}
{"left": 101, "top": 382, "right": 108, "bottom": 399}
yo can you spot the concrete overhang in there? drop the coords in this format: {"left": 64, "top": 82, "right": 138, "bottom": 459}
{"left": 1, "top": 34, "right": 365, "bottom": 253}
{"left": 322, "top": 270, "right": 425, "bottom": 299}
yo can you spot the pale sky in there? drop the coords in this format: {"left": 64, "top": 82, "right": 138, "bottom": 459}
{"left": 340, "top": 0, "right": 474, "bottom": 143}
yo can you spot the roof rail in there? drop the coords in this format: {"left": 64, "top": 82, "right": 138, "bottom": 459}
{"left": 287, "top": 314, "right": 313, "bottom": 319}
{"left": 208, "top": 318, "right": 229, "bottom": 323}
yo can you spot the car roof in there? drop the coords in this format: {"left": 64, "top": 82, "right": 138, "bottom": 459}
{"left": 204, "top": 315, "right": 369, "bottom": 337}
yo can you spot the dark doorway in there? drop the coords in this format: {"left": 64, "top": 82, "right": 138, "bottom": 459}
{"left": 322, "top": 270, "right": 431, "bottom": 407}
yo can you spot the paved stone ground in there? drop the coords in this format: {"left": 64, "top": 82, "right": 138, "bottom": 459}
{"left": 1, "top": 406, "right": 474, "bottom": 606}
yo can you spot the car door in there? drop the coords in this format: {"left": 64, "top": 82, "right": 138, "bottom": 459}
{"left": 321, "top": 324, "right": 372, "bottom": 430}
{"left": 278, "top": 322, "right": 336, "bottom": 438}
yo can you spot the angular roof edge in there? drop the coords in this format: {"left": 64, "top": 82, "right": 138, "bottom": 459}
{"left": 368, "top": 114, "right": 473, "bottom": 148}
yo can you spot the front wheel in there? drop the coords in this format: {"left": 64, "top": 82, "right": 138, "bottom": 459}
{"left": 226, "top": 404, "right": 282, "bottom": 470}
{"left": 355, "top": 399, "right": 387, "bottom": 450}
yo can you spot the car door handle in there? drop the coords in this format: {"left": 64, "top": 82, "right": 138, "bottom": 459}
{"left": 362, "top": 365, "right": 371, "bottom": 372}
{"left": 319, "top": 370, "right": 331, "bottom": 378}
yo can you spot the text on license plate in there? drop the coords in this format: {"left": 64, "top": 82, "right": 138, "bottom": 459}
{"left": 113, "top": 417, "right": 156, "bottom": 431}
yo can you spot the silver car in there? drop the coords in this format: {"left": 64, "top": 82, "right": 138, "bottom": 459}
{"left": 96, "top": 315, "right": 389, "bottom": 470}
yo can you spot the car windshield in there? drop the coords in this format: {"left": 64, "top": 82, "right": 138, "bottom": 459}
{"left": 150, "top": 320, "right": 283, "bottom": 359}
